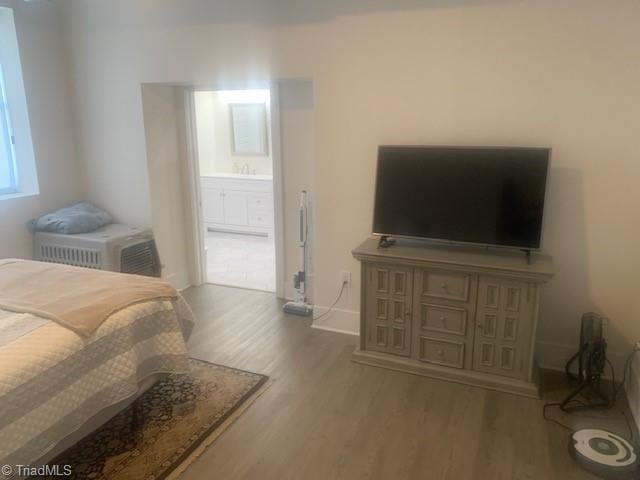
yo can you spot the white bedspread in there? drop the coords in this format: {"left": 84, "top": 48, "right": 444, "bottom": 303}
{"left": 0, "top": 295, "right": 194, "bottom": 474}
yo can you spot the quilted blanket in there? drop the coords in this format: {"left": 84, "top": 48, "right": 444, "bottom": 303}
{"left": 0, "top": 259, "right": 178, "bottom": 336}
{"left": 0, "top": 295, "right": 194, "bottom": 473}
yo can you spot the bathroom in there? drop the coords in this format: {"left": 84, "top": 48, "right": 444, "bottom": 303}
{"left": 194, "top": 89, "right": 275, "bottom": 292}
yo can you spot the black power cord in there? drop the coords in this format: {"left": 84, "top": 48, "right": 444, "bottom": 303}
{"left": 313, "top": 281, "right": 347, "bottom": 322}
{"left": 542, "top": 346, "right": 640, "bottom": 442}
{"left": 542, "top": 402, "right": 574, "bottom": 432}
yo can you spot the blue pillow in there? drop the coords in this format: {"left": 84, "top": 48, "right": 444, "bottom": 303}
{"left": 28, "top": 202, "right": 113, "bottom": 235}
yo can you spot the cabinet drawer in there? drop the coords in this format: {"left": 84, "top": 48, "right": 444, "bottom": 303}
{"left": 201, "top": 178, "right": 272, "bottom": 193}
{"left": 248, "top": 211, "right": 273, "bottom": 228}
{"left": 247, "top": 192, "right": 272, "bottom": 212}
{"left": 243, "top": 180, "right": 272, "bottom": 193}
{"left": 419, "top": 303, "right": 467, "bottom": 336}
{"left": 418, "top": 337, "right": 465, "bottom": 369}
{"left": 421, "top": 270, "right": 470, "bottom": 302}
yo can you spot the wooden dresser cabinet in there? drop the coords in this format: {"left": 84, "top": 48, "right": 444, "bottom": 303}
{"left": 352, "top": 239, "right": 554, "bottom": 398}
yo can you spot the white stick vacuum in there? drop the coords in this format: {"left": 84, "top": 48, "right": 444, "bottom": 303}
{"left": 283, "top": 190, "right": 313, "bottom": 317}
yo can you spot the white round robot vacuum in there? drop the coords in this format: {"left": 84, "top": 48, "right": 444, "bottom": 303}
{"left": 570, "top": 429, "right": 639, "bottom": 478}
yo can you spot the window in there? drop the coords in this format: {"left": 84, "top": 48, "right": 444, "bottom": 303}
{"left": 0, "top": 7, "right": 38, "bottom": 200}
{"left": 0, "top": 66, "right": 17, "bottom": 194}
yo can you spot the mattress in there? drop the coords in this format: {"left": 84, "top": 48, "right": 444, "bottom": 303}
{"left": 0, "top": 294, "right": 194, "bottom": 474}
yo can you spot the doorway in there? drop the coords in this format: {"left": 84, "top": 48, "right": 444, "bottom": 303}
{"left": 191, "top": 89, "right": 277, "bottom": 292}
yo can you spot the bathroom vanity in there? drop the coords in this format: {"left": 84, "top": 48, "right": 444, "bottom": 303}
{"left": 201, "top": 174, "right": 274, "bottom": 236}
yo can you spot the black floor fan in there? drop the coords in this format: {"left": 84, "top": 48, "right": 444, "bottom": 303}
{"left": 561, "top": 312, "right": 610, "bottom": 412}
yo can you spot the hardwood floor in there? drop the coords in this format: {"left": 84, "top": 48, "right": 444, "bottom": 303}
{"left": 181, "top": 284, "right": 631, "bottom": 480}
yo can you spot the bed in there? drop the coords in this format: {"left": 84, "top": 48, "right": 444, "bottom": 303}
{"left": 0, "top": 260, "right": 194, "bottom": 473}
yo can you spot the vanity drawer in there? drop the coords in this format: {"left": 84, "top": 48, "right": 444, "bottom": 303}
{"left": 242, "top": 180, "right": 272, "bottom": 193}
{"left": 200, "top": 176, "right": 272, "bottom": 193}
{"left": 248, "top": 192, "right": 272, "bottom": 212}
{"left": 421, "top": 270, "right": 470, "bottom": 302}
{"left": 419, "top": 303, "right": 467, "bottom": 336}
{"left": 248, "top": 211, "right": 273, "bottom": 228}
{"left": 418, "top": 337, "right": 465, "bottom": 369}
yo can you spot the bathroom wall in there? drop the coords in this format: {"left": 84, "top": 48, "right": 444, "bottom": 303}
{"left": 194, "top": 89, "right": 272, "bottom": 177}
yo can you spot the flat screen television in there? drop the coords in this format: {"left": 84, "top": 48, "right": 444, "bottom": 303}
{"left": 372, "top": 146, "right": 550, "bottom": 250}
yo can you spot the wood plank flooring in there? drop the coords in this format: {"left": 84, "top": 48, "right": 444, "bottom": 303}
{"left": 181, "top": 284, "right": 632, "bottom": 480}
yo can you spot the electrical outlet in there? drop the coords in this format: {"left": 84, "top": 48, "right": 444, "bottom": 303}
{"left": 340, "top": 271, "right": 352, "bottom": 288}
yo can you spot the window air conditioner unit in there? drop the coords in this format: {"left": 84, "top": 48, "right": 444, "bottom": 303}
{"left": 34, "top": 224, "right": 161, "bottom": 277}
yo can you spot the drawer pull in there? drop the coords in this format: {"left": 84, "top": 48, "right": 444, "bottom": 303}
{"left": 405, "top": 310, "right": 411, "bottom": 317}
{"left": 439, "top": 316, "right": 446, "bottom": 323}
{"left": 437, "top": 350, "right": 445, "bottom": 358}
{"left": 440, "top": 282, "right": 447, "bottom": 290}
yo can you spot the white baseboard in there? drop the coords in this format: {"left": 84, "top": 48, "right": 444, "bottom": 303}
{"left": 305, "top": 315, "right": 631, "bottom": 380}
{"left": 311, "top": 306, "right": 359, "bottom": 336}
{"left": 535, "top": 340, "right": 580, "bottom": 373}
{"left": 535, "top": 340, "right": 628, "bottom": 379}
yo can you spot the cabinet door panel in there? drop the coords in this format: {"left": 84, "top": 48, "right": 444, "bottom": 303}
{"left": 223, "top": 190, "right": 248, "bottom": 226}
{"left": 202, "top": 188, "right": 225, "bottom": 224}
{"left": 472, "top": 277, "right": 535, "bottom": 379}
{"left": 365, "top": 264, "right": 413, "bottom": 357}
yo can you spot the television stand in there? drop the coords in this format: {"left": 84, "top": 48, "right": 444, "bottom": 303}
{"left": 378, "top": 236, "right": 396, "bottom": 248}
{"left": 352, "top": 238, "right": 554, "bottom": 398}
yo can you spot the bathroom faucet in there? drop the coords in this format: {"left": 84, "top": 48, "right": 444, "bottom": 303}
{"left": 240, "top": 163, "right": 250, "bottom": 175}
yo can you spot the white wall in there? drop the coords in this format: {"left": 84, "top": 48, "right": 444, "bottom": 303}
{"left": 193, "top": 92, "right": 216, "bottom": 176}
{"left": 59, "top": 0, "right": 640, "bottom": 373}
{"left": 141, "top": 80, "right": 313, "bottom": 295}
{"left": 141, "top": 84, "right": 192, "bottom": 289}
{"left": 0, "top": 0, "right": 80, "bottom": 259}
{"left": 278, "top": 79, "right": 315, "bottom": 301}
{"left": 194, "top": 89, "right": 272, "bottom": 176}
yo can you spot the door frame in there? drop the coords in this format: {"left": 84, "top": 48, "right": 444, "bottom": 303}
{"left": 182, "top": 83, "right": 286, "bottom": 298}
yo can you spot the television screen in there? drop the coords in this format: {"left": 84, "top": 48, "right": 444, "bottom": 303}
{"left": 372, "top": 146, "right": 550, "bottom": 250}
